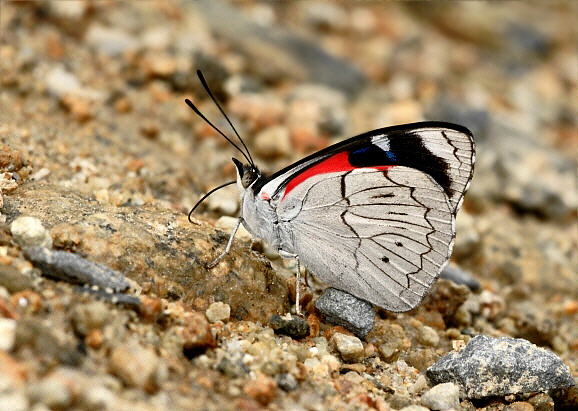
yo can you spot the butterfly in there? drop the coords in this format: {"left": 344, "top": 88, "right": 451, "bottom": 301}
{"left": 187, "top": 70, "right": 475, "bottom": 316}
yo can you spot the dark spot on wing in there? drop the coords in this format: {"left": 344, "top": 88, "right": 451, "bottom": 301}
{"left": 349, "top": 144, "right": 397, "bottom": 168}
{"left": 381, "top": 256, "right": 390, "bottom": 263}
{"left": 372, "top": 193, "right": 394, "bottom": 199}
{"left": 395, "top": 241, "right": 403, "bottom": 247}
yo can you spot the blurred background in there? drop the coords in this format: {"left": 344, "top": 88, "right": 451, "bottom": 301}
{"left": 0, "top": 1, "right": 577, "bottom": 409}
{"left": 2, "top": 0, "right": 576, "bottom": 282}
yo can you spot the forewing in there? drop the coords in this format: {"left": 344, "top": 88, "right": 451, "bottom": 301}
{"left": 277, "top": 167, "right": 454, "bottom": 312}
{"left": 254, "top": 122, "right": 474, "bottom": 214}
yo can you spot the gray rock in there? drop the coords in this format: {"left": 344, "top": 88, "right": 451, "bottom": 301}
{"left": 440, "top": 264, "right": 481, "bottom": 291}
{"left": 420, "top": 382, "right": 460, "bottom": 410}
{"left": 426, "top": 335, "right": 575, "bottom": 399}
{"left": 315, "top": 288, "right": 375, "bottom": 339}
{"left": 276, "top": 373, "right": 298, "bottom": 392}
{"left": 269, "top": 314, "right": 309, "bottom": 339}
{"left": 24, "top": 247, "right": 130, "bottom": 292}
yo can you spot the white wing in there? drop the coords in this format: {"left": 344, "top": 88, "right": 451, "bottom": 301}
{"left": 276, "top": 167, "right": 454, "bottom": 312}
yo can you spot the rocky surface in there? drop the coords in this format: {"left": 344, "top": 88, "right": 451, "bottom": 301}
{"left": 427, "top": 335, "right": 575, "bottom": 399}
{"left": 0, "top": 2, "right": 576, "bottom": 410}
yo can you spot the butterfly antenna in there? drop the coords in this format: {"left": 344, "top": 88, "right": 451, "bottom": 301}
{"left": 188, "top": 180, "right": 237, "bottom": 223}
{"left": 184, "top": 98, "right": 253, "bottom": 167}
{"left": 196, "top": 70, "right": 255, "bottom": 167}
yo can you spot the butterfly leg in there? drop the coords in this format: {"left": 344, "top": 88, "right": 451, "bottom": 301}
{"left": 295, "top": 257, "right": 302, "bottom": 316}
{"left": 278, "top": 250, "right": 302, "bottom": 316}
{"left": 208, "top": 217, "right": 243, "bottom": 268}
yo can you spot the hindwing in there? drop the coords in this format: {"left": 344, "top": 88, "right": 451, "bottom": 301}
{"left": 276, "top": 167, "right": 454, "bottom": 312}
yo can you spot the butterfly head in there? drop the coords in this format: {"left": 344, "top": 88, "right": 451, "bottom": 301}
{"left": 232, "top": 158, "right": 260, "bottom": 189}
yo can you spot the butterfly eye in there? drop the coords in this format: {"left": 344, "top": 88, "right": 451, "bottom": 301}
{"left": 241, "top": 170, "right": 259, "bottom": 189}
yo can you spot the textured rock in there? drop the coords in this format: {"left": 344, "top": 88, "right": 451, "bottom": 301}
{"left": 24, "top": 247, "right": 130, "bottom": 292}
{"left": 426, "top": 335, "right": 575, "bottom": 399}
{"left": 5, "top": 185, "right": 289, "bottom": 323}
{"left": 269, "top": 314, "right": 309, "bottom": 339}
{"left": 315, "top": 288, "right": 375, "bottom": 339}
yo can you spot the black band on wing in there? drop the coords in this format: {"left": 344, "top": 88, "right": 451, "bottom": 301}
{"left": 347, "top": 132, "right": 452, "bottom": 199}
{"left": 386, "top": 132, "right": 452, "bottom": 199}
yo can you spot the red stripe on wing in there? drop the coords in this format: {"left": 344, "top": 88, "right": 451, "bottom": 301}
{"left": 281, "top": 151, "right": 393, "bottom": 201}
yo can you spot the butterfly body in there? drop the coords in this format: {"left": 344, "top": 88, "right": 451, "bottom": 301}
{"left": 231, "top": 121, "right": 475, "bottom": 312}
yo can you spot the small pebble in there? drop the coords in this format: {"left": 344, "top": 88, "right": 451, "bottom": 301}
{"left": 0, "top": 391, "right": 29, "bottom": 411}
{"left": 399, "top": 406, "right": 430, "bottom": 411}
{"left": 26, "top": 377, "right": 73, "bottom": 409}
{"left": 420, "top": 382, "right": 461, "bottom": 410}
{"left": 527, "top": 392, "right": 555, "bottom": 411}
{"left": 275, "top": 373, "right": 298, "bottom": 391}
{"left": 10, "top": 217, "right": 53, "bottom": 248}
{"left": 85, "top": 24, "right": 138, "bottom": 56}
{"left": 205, "top": 301, "right": 231, "bottom": 323}
{"left": 45, "top": 66, "right": 81, "bottom": 99}
{"left": 243, "top": 373, "right": 277, "bottom": 406}
{"left": 269, "top": 314, "right": 309, "bottom": 339}
{"left": 315, "top": 288, "right": 375, "bottom": 339}
{"left": 72, "top": 301, "right": 110, "bottom": 336}
{"left": 331, "top": 332, "right": 364, "bottom": 363}
{"left": 418, "top": 325, "right": 440, "bottom": 347}
{"left": 505, "top": 402, "right": 534, "bottom": 411}
{"left": 0, "top": 318, "right": 17, "bottom": 351}
{"left": 109, "top": 340, "right": 159, "bottom": 389}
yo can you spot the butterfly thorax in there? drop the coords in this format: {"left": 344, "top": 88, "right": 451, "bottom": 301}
{"left": 233, "top": 158, "right": 281, "bottom": 249}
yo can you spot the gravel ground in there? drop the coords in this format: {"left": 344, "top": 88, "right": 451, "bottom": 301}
{"left": 0, "top": 2, "right": 576, "bottom": 410}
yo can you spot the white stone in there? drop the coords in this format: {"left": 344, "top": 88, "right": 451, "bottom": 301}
{"left": 205, "top": 302, "right": 231, "bottom": 323}
{"left": 420, "top": 382, "right": 460, "bottom": 410}
{"left": 0, "top": 318, "right": 16, "bottom": 351}
{"left": 418, "top": 325, "right": 440, "bottom": 347}
{"left": 0, "top": 392, "right": 29, "bottom": 411}
{"left": 85, "top": 24, "right": 138, "bottom": 57}
{"left": 45, "top": 66, "right": 81, "bottom": 99}
{"left": 331, "top": 333, "right": 364, "bottom": 362}
{"left": 10, "top": 216, "right": 53, "bottom": 248}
